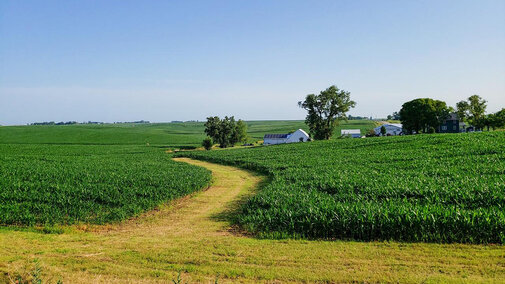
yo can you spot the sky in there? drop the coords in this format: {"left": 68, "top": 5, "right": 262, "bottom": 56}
{"left": 1, "top": 0, "right": 504, "bottom": 125}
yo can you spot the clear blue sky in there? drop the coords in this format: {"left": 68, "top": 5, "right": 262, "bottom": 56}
{"left": 1, "top": 0, "right": 504, "bottom": 125}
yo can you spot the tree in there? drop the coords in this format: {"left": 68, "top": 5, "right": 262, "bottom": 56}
{"left": 231, "top": 119, "right": 248, "bottom": 144}
{"left": 204, "top": 116, "right": 220, "bottom": 140}
{"left": 387, "top": 111, "right": 400, "bottom": 121}
{"left": 491, "top": 108, "right": 505, "bottom": 130}
{"left": 399, "top": 98, "right": 450, "bottom": 134}
{"left": 298, "top": 85, "right": 356, "bottom": 140}
{"left": 380, "top": 126, "right": 386, "bottom": 136}
{"left": 202, "top": 137, "right": 213, "bottom": 150}
{"left": 456, "top": 100, "right": 469, "bottom": 121}
{"left": 204, "top": 116, "right": 247, "bottom": 148}
{"left": 467, "top": 95, "right": 487, "bottom": 130}
{"left": 456, "top": 95, "right": 487, "bottom": 130}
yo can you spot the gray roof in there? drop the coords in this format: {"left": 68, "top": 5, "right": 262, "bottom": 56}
{"left": 341, "top": 129, "right": 361, "bottom": 134}
{"left": 264, "top": 134, "right": 289, "bottom": 139}
{"left": 446, "top": 113, "right": 459, "bottom": 120}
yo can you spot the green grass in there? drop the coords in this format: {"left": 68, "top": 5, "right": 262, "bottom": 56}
{"left": 178, "top": 132, "right": 505, "bottom": 244}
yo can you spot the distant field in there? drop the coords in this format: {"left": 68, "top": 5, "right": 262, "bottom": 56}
{"left": 0, "top": 144, "right": 211, "bottom": 225}
{"left": 179, "top": 132, "right": 505, "bottom": 244}
{"left": 0, "top": 120, "right": 376, "bottom": 146}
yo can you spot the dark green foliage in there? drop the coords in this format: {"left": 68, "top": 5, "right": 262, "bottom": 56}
{"left": 0, "top": 145, "right": 211, "bottom": 225}
{"left": 233, "top": 119, "right": 248, "bottom": 144}
{"left": 298, "top": 85, "right": 356, "bottom": 140}
{"left": 491, "top": 108, "right": 505, "bottom": 129}
{"left": 204, "top": 116, "right": 247, "bottom": 148}
{"left": 179, "top": 133, "right": 505, "bottom": 244}
{"left": 399, "top": 98, "right": 450, "bottom": 134}
{"left": 457, "top": 95, "right": 487, "bottom": 129}
{"left": 380, "top": 126, "right": 386, "bottom": 136}
{"left": 202, "top": 137, "right": 213, "bottom": 150}
{"left": 387, "top": 111, "right": 400, "bottom": 120}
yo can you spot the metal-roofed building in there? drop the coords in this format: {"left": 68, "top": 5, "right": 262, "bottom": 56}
{"left": 341, "top": 129, "right": 362, "bottom": 138}
{"left": 263, "top": 129, "right": 310, "bottom": 145}
{"left": 374, "top": 123, "right": 403, "bottom": 136}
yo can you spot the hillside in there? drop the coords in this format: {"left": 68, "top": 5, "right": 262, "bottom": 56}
{"left": 0, "top": 120, "right": 376, "bottom": 146}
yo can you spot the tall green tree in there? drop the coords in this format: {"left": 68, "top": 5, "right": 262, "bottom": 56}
{"left": 231, "top": 119, "right": 248, "bottom": 144}
{"left": 468, "top": 95, "right": 487, "bottom": 130}
{"left": 204, "top": 116, "right": 220, "bottom": 140}
{"left": 456, "top": 100, "right": 470, "bottom": 121}
{"left": 298, "top": 85, "right": 356, "bottom": 140}
{"left": 456, "top": 95, "right": 487, "bottom": 130}
{"left": 399, "top": 98, "right": 450, "bottom": 134}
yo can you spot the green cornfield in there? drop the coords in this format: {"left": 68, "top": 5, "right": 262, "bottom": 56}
{"left": 179, "top": 132, "right": 505, "bottom": 244}
{"left": 0, "top": 144, "right": 211, "bottom": 225}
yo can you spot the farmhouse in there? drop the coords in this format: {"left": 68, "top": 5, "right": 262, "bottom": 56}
{"left": 341, "top": 129, "right": 361, "bottom": 138}
{"left": 263, "top": 129, "right": 310, "bottom": 145}
{"left": 439, "top": 113, "right": 464, "bottom": 133}
{"left": 374, "top": 123, "right": 403, "bottom": 136}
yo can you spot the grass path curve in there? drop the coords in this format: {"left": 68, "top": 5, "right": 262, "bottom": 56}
{"left": 0, "top": 158, "right": 504, "bottom": 283}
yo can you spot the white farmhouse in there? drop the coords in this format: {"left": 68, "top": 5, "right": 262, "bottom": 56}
{"left": 341, "top": 129, "right": 361, "bottom": 138}
{"left": 263, "top": 129, "right": 310, "bottom": 145}
{"left": 374, "top": 123, "right": 403, "bottom": 136}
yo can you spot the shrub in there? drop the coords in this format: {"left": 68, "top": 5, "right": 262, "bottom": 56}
{"left": 202, "top": 137, "right": 213, "bottom": 150}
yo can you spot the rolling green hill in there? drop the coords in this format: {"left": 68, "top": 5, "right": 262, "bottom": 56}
{"left": 0, "top": 120, "right": 377, "bottom": 146}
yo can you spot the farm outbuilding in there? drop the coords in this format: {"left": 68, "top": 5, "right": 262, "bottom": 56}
{"left": 374, "top": 123, "right": 403, "bottom": 136}
{"left": 341, "top": 129, "right": 361, "bottom": 138}
{"left": 263, "top": 129, "right": 310, "bottom": 145}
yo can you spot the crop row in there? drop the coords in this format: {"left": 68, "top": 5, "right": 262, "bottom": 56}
{"left": 179, "top": 132, "right": 505, "bottom": 243}
{"left": 0, "top": 144, "right": 211, "bottom": 225}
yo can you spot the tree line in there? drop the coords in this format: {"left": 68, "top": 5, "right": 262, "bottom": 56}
{"left": 399, "top": 95, "right": 505, "bottom": 134}
{"left": 203, "top": 86, "right": 504, "bottom": 149}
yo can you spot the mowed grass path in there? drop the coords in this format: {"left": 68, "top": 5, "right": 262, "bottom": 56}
{"left": 1, "top": 158, "right": 504, "bottom": 283}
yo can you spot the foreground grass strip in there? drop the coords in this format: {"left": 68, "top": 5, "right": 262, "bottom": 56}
{"left": 0, "top": 158, "right": 504, "bottom": 283}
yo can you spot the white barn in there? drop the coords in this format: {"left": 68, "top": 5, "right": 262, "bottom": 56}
{"left": 341, "top": 129, "right": 361, "bottom": 138}
{"left": 263, "top": 129, "right": 310, "bottom": 145}
{"left": 374, "top": 123, "right": 403, "bottom": 136}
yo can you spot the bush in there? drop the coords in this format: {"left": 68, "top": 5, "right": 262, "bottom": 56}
{"left": 428, "top": 127, "right": 436, "bottom": 134}
{"left": 380, "top": 126, "right": 387, "bottom": 136}
{"left": 202, "top": 137, "right": 213, "bottom": 150}
{"left": 365, "top": 129, "right": 376, "bottom": 137}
